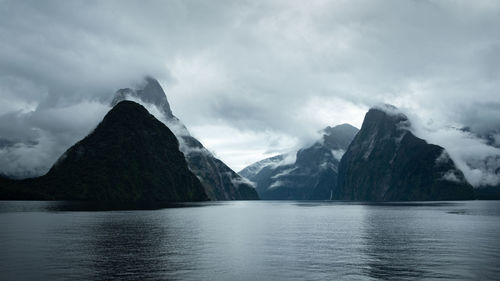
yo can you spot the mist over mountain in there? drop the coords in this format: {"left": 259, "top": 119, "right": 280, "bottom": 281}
{"left": 0, "top": 1, "right": 499, "bottom": 201}
{"left": 1, "top": 1, "right": 500, "bottom": 183}
{"left": 336, "top": 105, "right": 474, "bottom": 201}
{"left": 0, "top": 101, "right": 208, "bottom": 202}
{"left": 240, "top": 124, "right": 358, "bottom": 200}
{"left": 112, "top": 77, "right": 259, "bottom": 200}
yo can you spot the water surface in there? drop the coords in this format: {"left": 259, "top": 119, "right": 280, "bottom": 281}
{"left": 1, "top": 200, "right": 499, "bottom": 280}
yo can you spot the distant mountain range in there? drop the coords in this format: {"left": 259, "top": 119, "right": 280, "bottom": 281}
{"left": 240, "top": 124, "right": 359, "bottom": 200}
{"left": 0, "top": 75, "right": 495, "bottom": 202}
{"left": 241, "top": 105, "right": 477, "bottom": 201}
{"left": 0, "top": 101, "right": 208, "bottom": 202}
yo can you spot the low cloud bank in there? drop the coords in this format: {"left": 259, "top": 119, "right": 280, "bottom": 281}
{"left": 403, "top": 109, "right": 500, "bottom": 188}
{"left": 0, "top": 100, "right": 110, "bottom": 178}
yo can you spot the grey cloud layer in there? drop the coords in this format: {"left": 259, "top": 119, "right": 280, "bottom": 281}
{"left": 0, "top": 0, "right": 499, "bottom": 178}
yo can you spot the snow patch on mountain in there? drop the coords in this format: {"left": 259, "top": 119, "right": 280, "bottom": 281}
{"left": 330, "top": 149, "right": 345, "bottom": 161}
{"left": 269, "top": 180, "right": 285, "bottom": 190}
{"left": 271, "top": 167, "right": 297, "bottom": 179}
{"left": 273, "top": 153, "right": 297, "bottom": 167}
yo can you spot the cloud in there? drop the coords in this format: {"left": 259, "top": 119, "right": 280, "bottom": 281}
{"left": 228, "top": 173, "right": 256, "bottom": 188}
{"left": 0, "top": 0, "right": 499, "bottom": 176}
{"left": 0, "top": 101, "right": 109, "bottom": 178}
{"left": 405, "top": 110, "right": 500, "bottom": 187}
{"left": 330, "top": 149, "right": 345, "bottom": 161}
{"left": 443, "top": 170, "right": 462, "bottom": 184}
{"left": 271, "top": 167, "right": 296, "bottom": 180}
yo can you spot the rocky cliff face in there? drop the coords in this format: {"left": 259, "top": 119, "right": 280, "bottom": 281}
{"left": 0, "top": 101, "right": 208, "bottom": 202}
{"left": 112, "top": 77, "right": 259, "bottom": 200}
{"left": 336, "top": 106, "right": 474, "bottom": 201}
{"left": 240, "top": 124, "right": 359, "bottom": 200}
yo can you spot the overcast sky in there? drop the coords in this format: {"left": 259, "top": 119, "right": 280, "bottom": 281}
{"left": 1, "top": 0, "right": 499, "bottom": 185}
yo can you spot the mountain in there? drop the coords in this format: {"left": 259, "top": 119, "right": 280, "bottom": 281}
{"left": 240, "top": 124, "right": 359, "bottom": 200}
{"left": 335, "top": 105, "right": 474, "bottom": 201}
{"left": 475, "top": 185, "right": 500, "bottom": 199}
{"left": 112, "top": 77, "right": 174, "bottom": 119}
{"left": 0, "top": 175, "right": 45, "bottom": 199}
{"left": 0, "top": 101, "right": 208, "bottom": 202}
{"left": 112, "top": 77, "right": 259, "bottom": 200}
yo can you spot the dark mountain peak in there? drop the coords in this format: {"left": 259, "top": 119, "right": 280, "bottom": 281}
{"left": 323, "top": 123, "right": 358, "bottom": 133}
{"left": 36, "top": 100, "right": 207, "bottom": 202}
{"left": 1, "top": 100, "right": 209, "bottom": 202}
{"left": 138, "top": 76, "right": 167, "bottom": 102}
{"left": 112, "top": 76, "right": 174, "bottom": 119}
{"left": 143, "top": 75, "right": 160, "bottom": 85}
{"left": 104, "top": 100, "right": 153, "bottom": 123}
{"left": 352, "top": 105, "right": 412, "bottom": 153}
{"left": 366, "top": 105, "right": 410, "bottom": 128}
{"left": 336, "top": 106, "right": 474, "bottom": 201}
{"left": 322, "top": 124, "right": 358, "bottom": 140}
{"left": 321, "top": 123, "right": 359, "bottom": 150}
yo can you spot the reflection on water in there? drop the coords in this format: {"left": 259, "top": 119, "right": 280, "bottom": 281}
{"left": 361, "top": 206, "right": 448, "bottom": 280}
{"left": 88, "top": 216, "right": 166, "bottom": 280}
{"left": 360, "top": 202, "right": 500, "bottom": 280}
{"left": 1, "top": 200, "right": 500, "bottom": 280}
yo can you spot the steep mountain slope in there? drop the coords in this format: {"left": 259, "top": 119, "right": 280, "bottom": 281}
{"left": 240, "top": 124, "right": 359, "bottom": 200}
{"left": 112, "top": 77, "right": 259, "bottom": 200}
{"left": 336, "top": 105, "right": 474, "bottom": 201}
{"left": 0, "top": 101, "right": 208, "bottom": 202}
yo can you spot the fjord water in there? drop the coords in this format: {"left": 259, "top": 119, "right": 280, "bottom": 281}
{"left": 1, "top": 201, "right": 499, "bottom": 280}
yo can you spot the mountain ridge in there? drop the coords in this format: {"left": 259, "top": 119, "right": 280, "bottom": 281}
{"left": 112, "top": 77, "right": 259, "bottom": 200}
